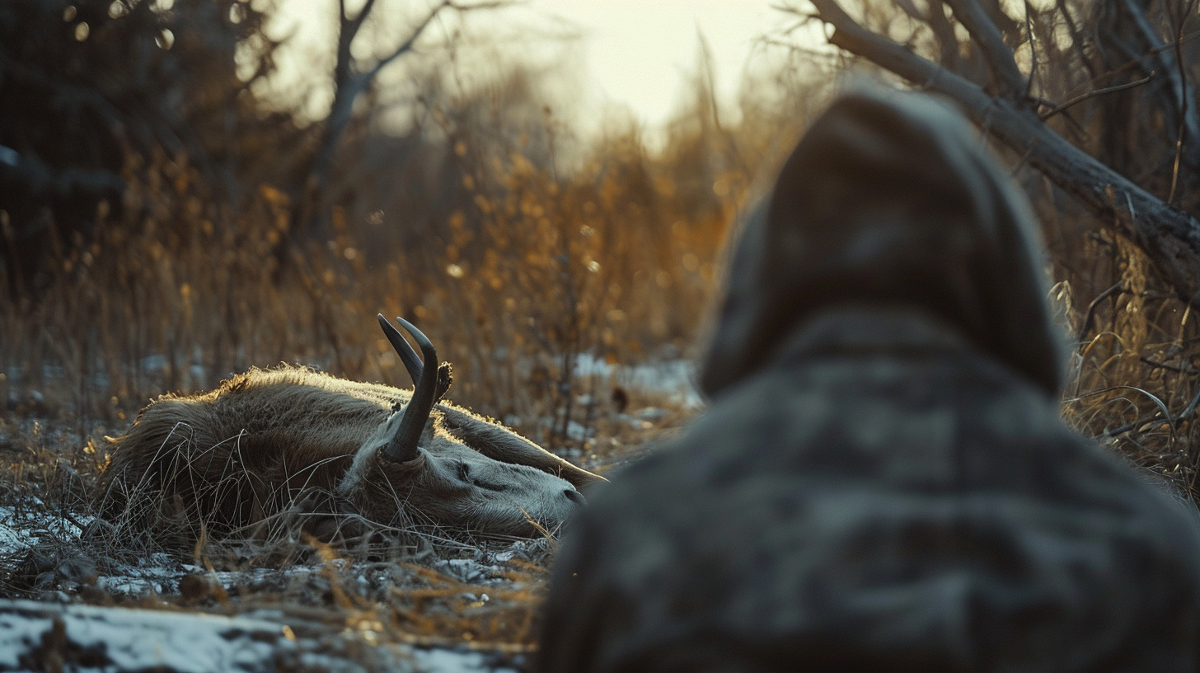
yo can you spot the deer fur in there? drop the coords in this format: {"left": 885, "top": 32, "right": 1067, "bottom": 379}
{"left": 102, "top": 316, "right": 604, "bottom": 543}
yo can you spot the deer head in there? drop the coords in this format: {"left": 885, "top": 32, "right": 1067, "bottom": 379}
{"left": 336, "top": 315, "right": 597, "bottom": 537}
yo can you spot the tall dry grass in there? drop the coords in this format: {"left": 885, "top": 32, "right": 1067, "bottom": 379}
{"left": 0, "top": 69, "right": 792, "bottom": 590}
{"left": 3, "top": 49, "right": 1200, "bottom": 527}
{"left": 0, "top": 75, "right": 785, "bottom": 451}
{"left": 1049, "top": 205, "right": 1200, "bottom": 504}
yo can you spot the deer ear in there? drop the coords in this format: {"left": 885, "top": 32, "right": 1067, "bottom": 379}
{"left": 435, "top": 362, "right": 452, "bottom": 402}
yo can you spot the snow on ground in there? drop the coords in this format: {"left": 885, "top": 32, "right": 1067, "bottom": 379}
{"left": 0, "top": 508, "right": 24, "bottom": 556}
{"left": 1, "top": 541, "right": 539, "bottom": 672}
{"left": 0, "top": 354, "right": 692, "bottom": 671}
{"left": 1, "top": 499, "right": 545, "bottom": 672}
{"left": 0, "top": 599, "right": 284, "bottom": 672}
{"left": 0, "top": 598, "right": 518, "bottom": 673}
{"left": 573, "top": 354, "right": 703, "bottom": 408}
{"left": 3, "top": 502, "right": 547, "bottom": 599}
{"left": 410, "top": 648, "right": 518, "bottom": 673}
{"left": 0, "top": 504, "right": 87, "bottom": 558}
{"left": 2, "top": 497, "right": 545, "bottom": 672}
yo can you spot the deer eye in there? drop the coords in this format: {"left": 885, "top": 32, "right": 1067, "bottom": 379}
{"left": 455, "top": 461, "right": 505, "bottom": 491}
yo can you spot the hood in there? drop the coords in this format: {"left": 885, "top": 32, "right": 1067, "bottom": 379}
{"left": 699, "top": 86, "right": 1066, "bottom": 399}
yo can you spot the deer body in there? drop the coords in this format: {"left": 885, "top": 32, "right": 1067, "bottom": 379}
{"left": 104, "top": 318, "right": 602, "bottom": 542}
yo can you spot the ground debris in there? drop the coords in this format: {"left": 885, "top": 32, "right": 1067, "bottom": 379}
{"left": 0, "top": 596, "right": 522, "bottom": 672}
{"left": 0, "top": 383, "right": 696, "bottom": 672}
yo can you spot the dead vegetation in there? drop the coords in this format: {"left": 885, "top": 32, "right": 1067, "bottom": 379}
{"left": 5, "top": 0, "right": 1200, "bottom": 666}
{"left": 0, "top": 392, "right": 686, "bottom": 668}
{"left": 775, "top": 0, "right": 1200, "bottom": 506}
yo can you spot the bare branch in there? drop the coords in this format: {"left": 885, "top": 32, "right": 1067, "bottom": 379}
{"left": 981, "top": 0, "right": 1023, "bottom": 44}
{"left": 1055, "top": 0, "right": 1097, "bottom": 81}
{"left": 1116, "top": 0, "right": 1200, "bottom": 171}
{"left": 808, "top": 0, "right": 1200, "bottom": 309}
{"left": 299, "top": 0, "right": 512, "bottom": 237}
{"left": 1079, "top": 280, "right": 1126, "bottom": 339}
{"left": 893, "top": 0, "right": 923, "bottom": 20}
{"left": 1022, "top": 1, "right": 1036, "bottom": 99}
{"left": 1039, "top": 73, "right": 1155, "bottom": 121}
{"left": 363, "top": 0, "right": 452, "bottom": 82}
{"left": 926, "top": 1, "right": 961, "bottom": 70}
{"left": 943, "top": 0, "right": 1026, "bottom": 95}
{"left": 364, "top": 0, "right": 506, "bottom": 83}
{"left": 1167, "top": 0, "right": 1198, "bottom": 205}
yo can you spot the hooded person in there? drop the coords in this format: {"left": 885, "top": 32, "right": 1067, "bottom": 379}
{"left": 536, "top": 86, "right": 1200, "bottom": 672}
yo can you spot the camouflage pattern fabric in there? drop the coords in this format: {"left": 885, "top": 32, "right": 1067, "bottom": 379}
{"left": 537, "top": 87, "right": 1200, "bottom": 672}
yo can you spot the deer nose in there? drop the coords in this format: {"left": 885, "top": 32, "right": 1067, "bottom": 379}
{"left": 564, "top": 489, "right": 586, "bottom": 506}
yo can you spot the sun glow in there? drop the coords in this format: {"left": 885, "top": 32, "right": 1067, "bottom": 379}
{"left": 263, "top": 0, "right": 793, "bottom": 136}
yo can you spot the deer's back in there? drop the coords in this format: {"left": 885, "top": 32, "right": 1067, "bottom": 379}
{"left": 103, "top": 366, "right": 409, "bottom": 531}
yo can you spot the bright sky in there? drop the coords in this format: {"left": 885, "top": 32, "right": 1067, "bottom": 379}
{"left": 519, "top": 0, "right": 787, "bottom": 126}
{"left": 265, "top": 0, "right": 797, "bottom": 135}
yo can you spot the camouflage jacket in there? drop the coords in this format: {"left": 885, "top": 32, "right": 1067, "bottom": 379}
{"left": 538, "top": 87, "right": 1200, "bottom": 672}
{"left": 539, "top": 308, "right": 1200, "bottom": 671}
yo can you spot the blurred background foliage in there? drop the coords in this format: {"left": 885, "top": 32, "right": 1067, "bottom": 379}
{"left": 4, "top": 0, "right": 1200, "bottom": 503}
{"left": 0, "top": 0, "right": 821, "bottom": 455}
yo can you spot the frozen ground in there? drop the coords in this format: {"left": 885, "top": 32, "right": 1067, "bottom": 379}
{"left": 573, "top": 354, "right": 703, "bottom": 409}
{"left": 0, "top": 356, "right": 696, "bottom": 671}
{"left": 0, "top": 598, "right": 520, "bottom": 672}
{"left": 0, "top": 503, "right": 86, "bottom": 556}
{"left": 1, "top": 500, "right": 554, "bottom": 672}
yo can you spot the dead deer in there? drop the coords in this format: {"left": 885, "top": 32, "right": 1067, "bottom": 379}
{"left": 102, "top": 315, "right": 604, "bottom": 544}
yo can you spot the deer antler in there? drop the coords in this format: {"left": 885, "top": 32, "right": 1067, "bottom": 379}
{"left": 377, "top": 313, "right": 452, "bottom": 400}
{"left": 378, "top": 316, "right": 438, "bottom": 463}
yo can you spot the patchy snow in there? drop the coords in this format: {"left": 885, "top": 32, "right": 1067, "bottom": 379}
{"left": 431, "top": 558, "right": 502, "bottom": 585}
{"left": 0, "top": 507, "right": 27, "bottom": 555}
{"left": 88, "top": 540, "right": 551, "bottom": 599}
{"left": 0, "top": 599, "right": 285, "bottom": 672}
{"left": 94, "top": 562, "right": 189, "bottom": 597}
{"left": 100, "top": 561, "right": 300, "bottom": 597}
{"left": 8, "top": 352, "right": 702, "bottom": 410}
{"left": 0, "top": 504, "right": 89, "bottom": 557}
{"left": 0, "top": 599, "right": 528, "bottom": 673}
{"left": 411, "top": 647, "right": 519, "bottom": 673}
{"left": 573, "top": 354, "right": 703, "bottom": 408}
{"left": 1, "top": 349, "right": 663, "bottom": 671}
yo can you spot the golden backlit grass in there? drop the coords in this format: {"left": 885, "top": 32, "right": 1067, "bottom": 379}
{"left": 1053, "top": 221, "right": 1200, "bottom": 504}
{"left": 4, "top": 85, "right": 1200, "bottom": 510}
{"left": 4, "top": 73, "right": 1200, "bottom": 661}
{"left": 0, "top": 127, "right": 742, "bottom": 441}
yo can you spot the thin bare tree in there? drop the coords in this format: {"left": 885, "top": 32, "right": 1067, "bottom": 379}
{"left": 300, "top": 0, "right": 508, "bottom": 238}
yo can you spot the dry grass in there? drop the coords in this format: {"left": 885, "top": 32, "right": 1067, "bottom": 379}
{"left": 0, "top": 73, "right": 766, "bottom": 610}
{"left": 0, "top": 105, "right": 721, "bottom": 660}
{"left": 0, "top": 384, "right": 688, "bottom": 667}
{"left": 1043, "top": 199, "right": 1200, "bottom": 504}
{"left": 4, "top": 61, "right": 1200, "bottom": 664}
